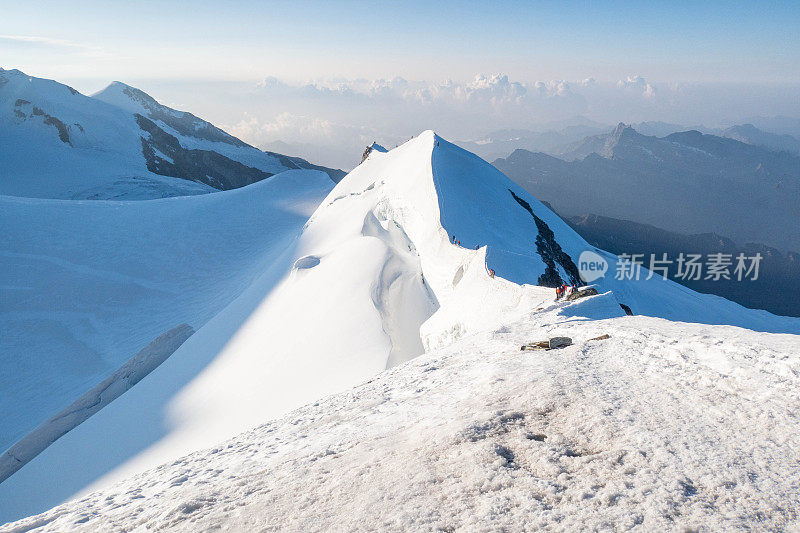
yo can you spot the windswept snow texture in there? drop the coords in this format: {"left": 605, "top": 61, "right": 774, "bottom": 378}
{"left": 0, "top": 170, "right": 332, "bottom": 477}
{"left": 2, "top": 131, "right": 800, "bottom": 525}
{"left": 0, "top": 325, "right": 194, "bottom": 484}
{"left": 4, "top": 297, "right": 800, "bottom": 531}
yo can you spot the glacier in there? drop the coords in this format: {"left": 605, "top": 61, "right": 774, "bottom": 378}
{"left": 1, "top": 131, "right": 799, "bottom": 529}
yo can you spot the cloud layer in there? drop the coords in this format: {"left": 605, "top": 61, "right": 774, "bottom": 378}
{"left": 225, "top": 72, "right": 753, "bottom": 167}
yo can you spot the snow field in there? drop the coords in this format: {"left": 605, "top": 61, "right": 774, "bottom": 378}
{"left": 3, "top": 129, "right": 800, "bottom": 527}
{"left": 4, "top": 301, "right": 798, "bottom": 531}
{"left": 0, "top": 169, "right": 333, "bottom": 510}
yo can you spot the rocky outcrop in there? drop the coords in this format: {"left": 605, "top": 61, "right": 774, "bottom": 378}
{"left": 361, "top": 142, "right": 388, "bottom": 164}
{"left": 14, "top": 99, "right": 72, "bottom": 145}
{"left": 136, "top": 114, "right": 274, "bottom": 190}
{"left": 122, "top": 85, "right": 247, "bottom": 147}
{"left": 508, "top": 189, "right": 582, "bottom": 287}
{"left": 361, "top": 145, "right": 373, "bottom": 163}
{"left": 565, "top": 286, "right": 599, "bottom": 301}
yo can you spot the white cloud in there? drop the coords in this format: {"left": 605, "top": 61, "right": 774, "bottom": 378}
{"left": 255, "top": 73, "right": 584, "bottom": 109}
{"left": 0, "top": 35, "right": 105, "bottom": 56}
{"left": 205, "top": 71, "right": 800, "bottom": 169}
{"left": 228, "top": 112, "right": 375, "bottom": 147}
{"left": 618, "top": 74, "right": 656, "bottom": 98}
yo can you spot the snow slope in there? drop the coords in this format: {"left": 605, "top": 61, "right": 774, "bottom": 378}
{"left": 2, "top": 131, "right": 799, "bottom": 525}
{"left": 4, "top": 298, "right": 799, "bottom": 531}
{"left": 92, "top": 81, "right": 295, "bottom": 175}
{"left": 0, "top": 69, "right": 342, "bottom": 199}
{"left": 0, "top": 170, "right": 332, "bottom": 468}
{"left": 0, "top": 69, "right": 210, "bottom": 199}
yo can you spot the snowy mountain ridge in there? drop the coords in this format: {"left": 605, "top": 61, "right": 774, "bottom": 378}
{"left": 0, "top": 68, "right": 343, "bottom": 199}
{"left": 1, "top": 130, "right": 799, "bottom": 529}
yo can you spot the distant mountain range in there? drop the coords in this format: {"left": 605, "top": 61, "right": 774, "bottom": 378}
{"left": 455, "top": 118, "right": 609, "bottom": 162}
{"left": 493, "top": 123, "right": 800, "bottom": 251}
{"left": 0, "top": 68, "right": 343, "bottom": 200}
{"left": 454, "top": 118, "right": 800, "bottom": 168}
{"left": 564, "top": 213, "right": 800, "bottom": 318}
{"left": 719, "top": 123, "right": 800, "bottom": 155}
{"left": 631, "top": 122, "right": 800, "bottom": 155}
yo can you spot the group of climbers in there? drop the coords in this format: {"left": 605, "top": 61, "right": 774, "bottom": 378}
{"left": 451, "top": 234, "right": 494, "bottom": 277}
{"left": 451, "top": 235, "right": 481, "bottom": 251}
{"left": 447, "top": 234, "right": 584, "bottom": 293}
{"left": 555, "top": 284, "right": 574, "bottom": 300}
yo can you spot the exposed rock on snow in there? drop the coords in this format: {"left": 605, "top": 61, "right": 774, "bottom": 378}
{"left": 0, "top": 69, "right": 343, "bottom": 199}
{"left": 508, "top": 189, "right": 582, "bottom": 287}
{"left": 136, "top": 114, "right": 274, "bottom": 190}
{"left": 566, "top": 287, "right": 599, "bottom": 301}
{"left": 361, "top": 142, "right": 389, "bottom": 163}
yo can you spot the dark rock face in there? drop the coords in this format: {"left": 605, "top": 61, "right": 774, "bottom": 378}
{"left": 361, "top": 145, "right": 373, "bottom": 163}
{"left": 37, "top": 110, "right": 71, "bottom": 145}
{"left": 14, "top": 99, "right": 72, "bottom": 145}
{"left": 136, "top": 115, "right": 273, "bottom": 190}
{"left": 121, "top": 85, "right": 346, "bottom": 183}
{"left": 508, "top": 189, "right": 582, "bottom": 287}
{"left": 123, "top": 85, "right": 247, "bottom": 147}
{"left": 565, "top": 287, "right": 599, "bottom": 301}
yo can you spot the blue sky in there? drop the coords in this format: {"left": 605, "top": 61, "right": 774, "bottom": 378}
{"left": 3, "top": 1, "right": 799, "bottom": 168}
{"left": 2, "top": 0, "right": 798, "bottom": 89}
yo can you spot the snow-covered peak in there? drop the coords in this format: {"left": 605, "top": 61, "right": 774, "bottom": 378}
{"left": 339, "top": 131, "right": 798, "bottom": 332}
{"left": 1, "top": 72, "right": 344, "bottom": 198}
{"left": 90, "top": 81, "right": 149, "bottom": 114}
{"left": 0, "top": 67, "right": 82, "bottom": 105}
{"left": 360, "top": 140, "right": 390, "bottom": 163}
{"left": 93, "top": 81, "right": 248, "bottom": 147}
{"left": 2, "top": 128, "right": 799, "bottom": 529}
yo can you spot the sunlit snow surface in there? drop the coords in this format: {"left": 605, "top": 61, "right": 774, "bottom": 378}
{"left": 5, "top": 302, "right": 800, "bottom": 531}
{"left": 2, "top": 132, "right": 799, "bottom": 528}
